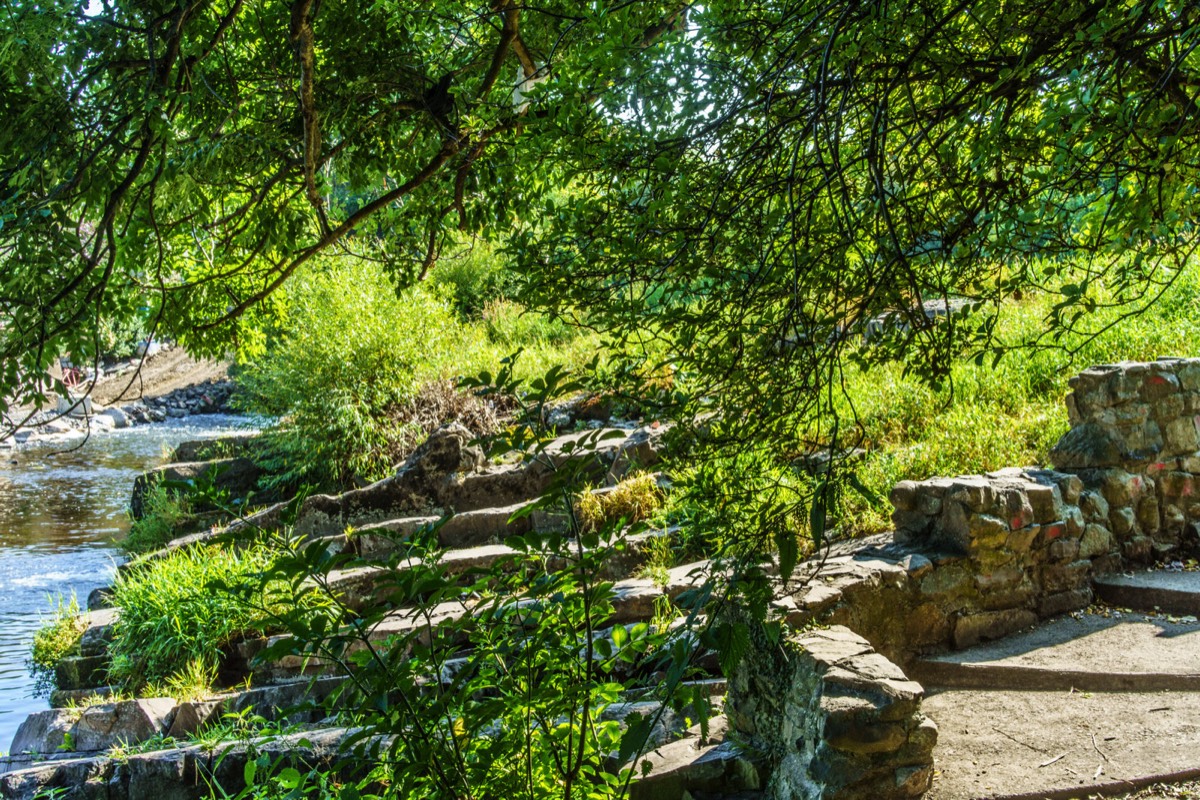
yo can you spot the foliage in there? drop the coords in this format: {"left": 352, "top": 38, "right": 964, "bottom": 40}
{"left": 123, "top": 480, "right": 195, "bottom": 555}
{"left": 28, "top": 593, "right": 86, "bottom": 696}
{"left": 576, "top": 473, "right": 665, "bottom": 534}
{"left": 107, "top": 545, "right": 314, "bottom": 693}
{"left": 96, "top": 311, "right": 150, "bottom": 362}
{"left": 234, "top": 260, "right": 495, "bottom": 490}
{"left": 836, "top": 272, "right": 1200, "bottom": 533}
{"left": 429, "top": 238, "right": 521, "bottom": 321}
{"left": 236, "top": 363, "right": 717, "bottom": 800}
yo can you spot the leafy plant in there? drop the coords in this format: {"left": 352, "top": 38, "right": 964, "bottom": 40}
{"left": 28, "top": 594, "right": 86, "bottom": 696}
{"left": 235, "top": 260, "right": 496, "bottom": 491}
{"left": 242, "top": 361, "right": 718, "bottom": 800}
{"left": 107, "top": 544, "right": 320, "bottom": 693}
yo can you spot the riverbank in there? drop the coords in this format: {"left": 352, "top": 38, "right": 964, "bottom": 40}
{"left": 0, "top": 414, "right": 256, "bottom": 749}
{"left": 3, "top": 348, "right": 234, "bottom": 449}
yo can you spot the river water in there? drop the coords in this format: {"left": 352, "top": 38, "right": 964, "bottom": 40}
{"left": 0, "top": 415, "right": 256, "bottom": 751}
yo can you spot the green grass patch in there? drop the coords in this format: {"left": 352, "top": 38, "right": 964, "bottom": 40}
{"left": 107, "top": 545, "right": 319, "bottom": 694}
{"left": 835, "top": 271, "right": 1200, "bottom": 534}
{"left": 122, "top": 480, "right": 195, "bottom": 555}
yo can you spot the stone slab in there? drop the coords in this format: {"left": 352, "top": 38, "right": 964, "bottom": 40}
{"left": 915, "top": 611, "right": 1200, "bottom": 690}
{"left": 923, "top": 689, "right": 1200, "bottom": 800}
{"left": 1094, "top": 569, "right": 1200, "bottom": 616}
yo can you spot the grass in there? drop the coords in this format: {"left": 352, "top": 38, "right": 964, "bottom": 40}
{"left": 107, "top": 544, "right": 323, "bottom": 693}
{"left": 28, "top": 593, "right": 87, "bottom": 695}
{"left": 122, "top": 480, "right": 194, "bottom": 555}
{"left": 576, "top": 473, "right": 665, "bottom": 534}
{"left": 832, "top": 269, "right": 1200, "bottom": 534}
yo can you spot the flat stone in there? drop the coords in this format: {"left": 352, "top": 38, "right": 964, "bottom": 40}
{"left": 922, "top": 688, "right": 1200, "bottom": 799}
{"left": 9, "top": 710, "right": 75, "bottom": 755}
{"left": 953, "top": 609, "right": 1037, "bottom": 649}
{"left": 1094, "top": 569, "right": 1200, "bottom": 616}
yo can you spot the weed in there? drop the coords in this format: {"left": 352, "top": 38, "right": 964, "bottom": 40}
{"left": 148, "top": 657, "right": 218, "bottom": 702}
{"left": 28, "top": 593, "right": 87, "bottom": 696}
{"left": 123, "top": 480, "right": 194, "bottom": 555}
{"left": 577, "top": 473, "right": 665, "bottom": 534}
{"left": 636, "top": 532, "right": 674, "bottom": 586}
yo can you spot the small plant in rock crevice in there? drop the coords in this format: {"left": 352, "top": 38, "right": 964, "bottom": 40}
{"left": 28, "top": 593, "right": 87, "bottom": 696}
{"left": 576, "top": 472, "right": 665, "bottom": 534}
{"left": 123, "top": 479, "right": 195, "bottom": 555}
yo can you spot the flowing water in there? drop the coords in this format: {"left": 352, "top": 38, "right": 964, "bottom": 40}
{"left": 0, "top": 415, "right": 256, "bottom": 751}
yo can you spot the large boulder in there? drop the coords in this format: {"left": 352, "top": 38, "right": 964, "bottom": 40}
{"left": 130, "top": 458, "right": 262, "bottom": 519}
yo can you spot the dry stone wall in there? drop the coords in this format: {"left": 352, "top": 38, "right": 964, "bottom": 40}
{"left": 727, "top": 624, "right": 936, "bottom": 800}
{"left": 1051, "top": 358, "right": 1200, "bottom": 560}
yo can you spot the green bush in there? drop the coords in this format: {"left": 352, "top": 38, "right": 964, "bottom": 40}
{"left": 107, "top": 545, "right": 296, "bottom": 692}
{"left": 235, "top": 259, "right": 495, "bottom": 490}
{"left": 29, "top": 593, "right": 86, "bottom": 695}
{"left": 429, "top": 238, "right": 520, "bottom": 320}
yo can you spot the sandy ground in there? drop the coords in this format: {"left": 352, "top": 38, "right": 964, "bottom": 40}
{"left": 88, "top": 347, "right": 231, "bottom": 406}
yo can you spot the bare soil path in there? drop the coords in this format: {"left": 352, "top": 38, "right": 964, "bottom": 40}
{"left": 921, "top": 572, "right": 1200, "bottom": 800}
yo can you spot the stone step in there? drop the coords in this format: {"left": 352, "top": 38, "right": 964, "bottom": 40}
{"left": 911, "top": 610, "right": 1200, "bottom": 692}
{"left": 628, "top": 717, "right": 759, "bottom": 800}
{"left": 246, "top": 561, "right": 711, "bottom": 682}
{"left": 1094, "top": 568, "right": 1200, "bottom": 616}
{"left": 0, "top": 727, "right": 347, "bottom": 800}
{"left": 323, "top": 529, "right": 667, "bottom": 612}
{"left": 922, "top": 688, "right": 1200, "bottom": 799}
{"left": 8, "top": 677, "right": 345, "bottom": 759}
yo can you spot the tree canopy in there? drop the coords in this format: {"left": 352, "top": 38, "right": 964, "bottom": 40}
{"left": 2, "top": 0, "right": 1199, "bottom": 443}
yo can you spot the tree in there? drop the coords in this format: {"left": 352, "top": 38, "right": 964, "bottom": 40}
{"left": 1, "top": 0, "right": 1198, "bottom": 456}
{"left": 0, "top": 0, "right": 681, "bottom": 420}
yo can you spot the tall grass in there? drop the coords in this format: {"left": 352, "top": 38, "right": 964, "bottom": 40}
{"left": 107, "top": 545, "right": 305, "bottom": 693}
{"left": 836, "top": 269, "right": 1200, "bottom": 533}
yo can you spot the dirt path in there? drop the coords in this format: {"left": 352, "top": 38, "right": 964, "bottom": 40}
{"left": 89, "top": 347, "right": 231, "bottom": 406}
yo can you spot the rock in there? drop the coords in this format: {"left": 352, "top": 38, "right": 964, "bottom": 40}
{"left": 130, "top": 458, "right": 262, "bottom": 519}
{"left": 72, "top": 698, "right": 177, "bottom": 752}
{"left": 96, "top": 407, "right": 129, "bottom": 429}
{"left": 1050, "top": 422, "right": 1127, "bottom": 469}
{"left": 953, "top": 609, "right": 1037, "bottom": 649}
{"left": 9, "top": 709, "right": 75, "bottom": 755}
{"left": 165, "top": 701, "right": 223, "bottom": 739}
{"left": 86, "top": 588, "right": 113, "bottom": 611}
{"left": 170, "top": 436, "right": 257, "bottom": 464}
{"left": 79, "top": 608, "right": 119, "bottom": 657}
{"left": 56, "top": 395, "right": 93, "bottom": 419}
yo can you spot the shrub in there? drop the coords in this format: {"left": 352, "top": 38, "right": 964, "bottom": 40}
{"left": 429, "top": 238, "right": 520, "bottom": 320}
{"left": 122, "top": 480, "right": 194, "bottom": 555}
{"left": 29, "top": 594, "right": 87, "bottom": 695}
{"left": 235, "top": 259, "right": 496, "bottom": 490}
{"left": 107, "top": 545, "right": 299, "bottom": 692}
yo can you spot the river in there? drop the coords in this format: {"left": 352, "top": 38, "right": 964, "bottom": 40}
{"left": 0, "top": 415, "right": 256, "bottom": 751}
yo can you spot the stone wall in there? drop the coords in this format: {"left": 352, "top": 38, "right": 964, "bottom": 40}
{"left": 776, "top": 463, "right": 1149, "bottom": 667}
{"left": 1051, "top": 358, "right": 1200, "bottom": 560}
{"left": 727, "top": 624, "right": 936, "bottom": 800}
